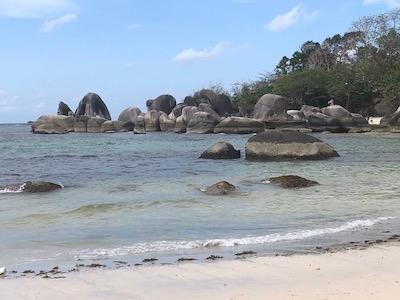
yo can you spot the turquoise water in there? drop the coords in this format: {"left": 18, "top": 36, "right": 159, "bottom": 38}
{"left": 0, "top": 124, "right": 400, "bottom": 271}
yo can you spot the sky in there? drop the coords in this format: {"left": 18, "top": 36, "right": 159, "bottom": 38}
{"left": 0, "top": 0, "right": 398, "bottom": 123}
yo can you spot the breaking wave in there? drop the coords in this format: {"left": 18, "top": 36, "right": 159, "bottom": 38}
{"left": 75, "top": 216, "right": 392, "bottom": 259}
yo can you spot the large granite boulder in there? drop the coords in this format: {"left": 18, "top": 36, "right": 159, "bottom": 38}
{"left": 287, "top": 110, "right": 305, "bottom": 120}
{"left": 146, "top": 94, "right": 176, "bottom": 114}
{"left": 74, "top": 115, "right": 90, "bottom": 133}
{"left": 214, "top": 117, "right": 265, "bottom": 134}
{"left": 193, "top": 89, "right": 233, "bottom": 116}
{"left": 306, "top": 113, "right": 347, "bottom": 133}
{"left": 118, "top": 107, "right": 142, "bottom": 124}
{"left": 300, "top": 105, "right": 322, "bottom": 118}
{"left": 87, "top": 117, "right": 107, "bottom": 133}
{"left": 253, "top": 94, "right": 291, "bottom": 121}
{"left": 245, "top": 131, "right": 339, "bottom": 161}
{"left": 198, "top": 103, "right": 221, "bottom": 121}
{"left": 75, "top": 93, "right": 111, "bottom": 120}
{"left": 159, "top": 113, "right": 176, "bottom": 132}
{"left": 169, "top": 103, "right": 187, "bottom": 120}
{"left": 199, "top": 142, "right": 240, "bottom": 159}
{"left": 186, "top": 112, "right": 219, "bottom": 134}
{"left": 268, "top": 175, "right": 319, "bottom": 189}
{"left": 321, "top": 105, "right": 352, "bottom": 119}
{"left": 101, "top": 121, "right": 128, "bottom": 133}
{"left": 144, "top": 110, "right": 161, "bottom": 132}
{"left": 351, "top": 113, "right": 368, "bottom": 126}
{"left": 31, "top": 115, "right": 74, "bottom": 134}
{"left": 134, "top": 115, "right": 146, "bottom": 134}
{"left": 182, "top": 106, "right": 200, "bottom": 124}
{"left": 57, "top": 101, "right": 73, "bottom": 116}
{"left": 174, "top": 116, "right": 186, "bottom": 133}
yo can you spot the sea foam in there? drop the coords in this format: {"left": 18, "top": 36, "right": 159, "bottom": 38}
{"left": 74, "top": 216, "right": 392, "bottom": 259}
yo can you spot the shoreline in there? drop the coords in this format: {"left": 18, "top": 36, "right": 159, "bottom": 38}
{"left": 1, "top": 242, "right": 400, "bottom": 299}
{"left": 2, "top": 234, "right": 400, "bottom": 279}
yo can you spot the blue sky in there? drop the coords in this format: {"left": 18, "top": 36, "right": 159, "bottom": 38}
{"left": 0, "top": 0, "right": 398, "bottom": 123}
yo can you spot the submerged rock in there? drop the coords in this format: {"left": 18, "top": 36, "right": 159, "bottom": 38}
{"left": 199, "top": 142, "right": 240, "bottom": 159}
{"left": 268, "top": 175, "right": 319, "bottom": 189}
{"left": 22, "top": 181, "right": 63, "bottom": 193}
{"left": 203, "top": 181, "right": 236, "bottom": 196}
{"left": 245, "top": 131, "right": 339, "bottom": 161}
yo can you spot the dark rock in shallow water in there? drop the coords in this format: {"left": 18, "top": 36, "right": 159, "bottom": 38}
{"left": 268, "top": 175, "right": 319, "bottom": 189}
{"left": 245, "top": 131, "right": 339, "bottom": 161}
{"left": 203, "top": 181, "right": 236, "bottom": 196}
{"left": 22, "top": 181, "right": 63, "bottom": 193}
{"left": 75, "top": 93, "right": 111, "bottom": 120}
{"left": 199, "top": 142, "right": 240, "bottom": 159}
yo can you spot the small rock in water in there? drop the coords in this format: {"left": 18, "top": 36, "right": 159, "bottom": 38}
{"left": 268, "top": 175, "right": 319, "bottom": 189}
{"left": 85, "top": 263, "right": 106, "bottom": 268}
{"left": 235, "top": 251, "right": 257, "bottom": 257}
{"left": 199, "top": 142, "right": 240, "bottom": 160}
{"left": 203, "top": 181, "right": 236, "bottom": 196}
{"left": 206, "top": 255, "right": 224, "bottom": 261}
{"left": 22, "top": 181, "right": 63, "bottom": 193}
{"left": 177, "top": 257, "right": 197, "bottom": 262}
{"left": 142, "top": 258, "right": 158, "bottom": 263}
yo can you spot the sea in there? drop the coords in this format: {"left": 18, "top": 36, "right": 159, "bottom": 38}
{"left": 0, "top": 124, "right": 399, "bottom": 272}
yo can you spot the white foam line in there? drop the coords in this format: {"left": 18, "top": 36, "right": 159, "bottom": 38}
{"left": 74, "top": 217, "right": 393, "bottom": 259}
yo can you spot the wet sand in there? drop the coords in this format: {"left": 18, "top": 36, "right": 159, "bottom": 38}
{"left": 1, "top": 243, "right": 400, "bottom": 299}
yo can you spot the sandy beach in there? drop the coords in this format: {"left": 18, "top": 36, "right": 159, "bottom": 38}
{"left": 1, "top": 244, "right": 399, "bottom": 300}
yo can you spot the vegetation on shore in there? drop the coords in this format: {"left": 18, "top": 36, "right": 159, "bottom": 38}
{"left": 227, "top": 8, "right": 400, "bottom": 116}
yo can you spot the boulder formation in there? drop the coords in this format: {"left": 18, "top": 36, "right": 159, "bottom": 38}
{"left": 57, "top": 101, "right": 73, "bottom": 116}
{"left": 146, "top": 94, "right": 176, "bottom": 114}
{"left": 159, "top": 113, "right": 176, "bottom": 132}
{"left": 199, "top": 142, "right": 240, "bottom": 159}
{"left": 214, "top": 117, "right": 265, "bottom": 134}
{"left": 75, "top": 93, "right": 111, "bottom": 120}
{"left": 186, "top": 112, "right": 219, "bottom": 134}
{"left": 31, "top": 115, "right": 74, "bottom": 134}
{"left": 134, "top": 115, "right": 146, "bottom": 134}
{"left": 245, "top": 131, "right": 339, "bottom": 161}
{"left": 144, "top": 110, "right": 161, "bottom": 132}
{"left": 118, "top": 107, "right": 142, "bottom": 124}
{"left": 253, "top": 94, "right": 291, "bottom": 121}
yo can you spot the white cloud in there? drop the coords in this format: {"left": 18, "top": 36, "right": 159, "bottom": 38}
{"left": 363, "top": 0, "right": 400, "bottom": 7}
{"left": 265, "top": 5, "right": 319, "bottom": 32}
{"left": 174, "top": 42, "right": 227, "bottom": 63}
{"left": 0, "top": 0, "right": 77, "bottom": 19}
{"left": 128, "top": 23, "right": 141, "bottom": 30}
{"left": 40, "top": 13, "right": 77, "bottom": 32}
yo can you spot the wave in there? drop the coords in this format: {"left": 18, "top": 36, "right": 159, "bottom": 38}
{"left": 74, "top": 216, "right": 392, "bottom": 259}
{"left": 0, "top": 183, "right": 25, "bottom": 194}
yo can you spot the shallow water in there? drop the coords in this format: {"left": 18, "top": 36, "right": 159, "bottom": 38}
{"left": 0, "top": 124, "right": 400, "bottom": 271}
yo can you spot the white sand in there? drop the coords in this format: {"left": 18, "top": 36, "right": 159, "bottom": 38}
{"left": 1, "top": 244, "right": 400, "bottom": 300}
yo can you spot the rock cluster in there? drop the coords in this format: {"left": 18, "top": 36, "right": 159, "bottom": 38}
{"left": 31, "top": 91, "right": 380, "bottom": 135}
